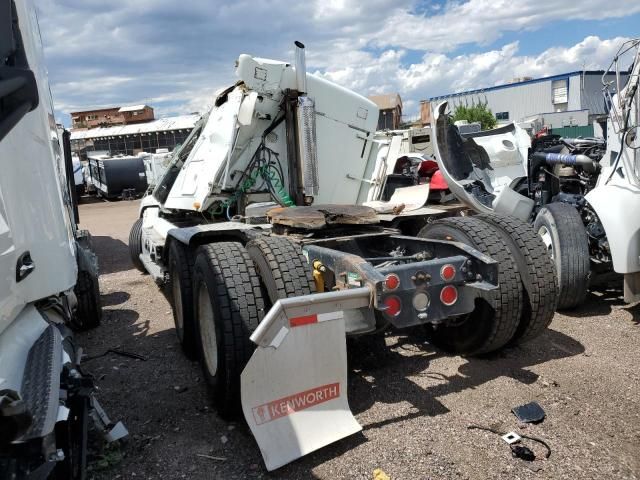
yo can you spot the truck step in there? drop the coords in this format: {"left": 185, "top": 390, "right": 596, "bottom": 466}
{"left": 21, "top": 324, "right": 63, "bottom": 440}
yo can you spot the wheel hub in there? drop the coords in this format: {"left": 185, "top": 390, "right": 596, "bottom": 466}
{"left": 198, "top": 284, "right": 218, "bottom": 376}
{"left": 537, "top": 226, "right": 554, "bottom": 259}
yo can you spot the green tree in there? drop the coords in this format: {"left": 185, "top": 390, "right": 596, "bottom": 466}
{"left": 451, "top": 102, "right": 497, "bottom": 130}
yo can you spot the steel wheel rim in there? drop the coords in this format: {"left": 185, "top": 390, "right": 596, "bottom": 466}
{"left": 198, "top": 283, "right": 218, "bottom": 376}
{"left": 172, "top": 263, "right": 183, "bottom": 331}
{"left": 538, "top": 226, "right": 554, "bottom": 259}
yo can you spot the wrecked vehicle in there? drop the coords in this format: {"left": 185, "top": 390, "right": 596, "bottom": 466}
{"left": 431, "top": 38, "right": 640, "bottom": 309}
{"left": 129, "top": 42, "right": 557, "bottom": 470}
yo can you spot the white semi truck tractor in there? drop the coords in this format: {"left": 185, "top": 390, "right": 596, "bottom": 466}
{"left": 0, "top": 1, "right": 123, "bottom": 478}
{"left": 129, "top": 43, "right": 558, "bottom": 470}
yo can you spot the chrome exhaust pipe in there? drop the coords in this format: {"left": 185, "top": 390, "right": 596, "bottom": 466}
{"left": 294, "top": 41, "right": 307, "bottom": 94}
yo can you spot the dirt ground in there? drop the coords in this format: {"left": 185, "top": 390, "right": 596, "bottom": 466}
{"left": 77, "top": 198, "right": 640, "bottom": 480}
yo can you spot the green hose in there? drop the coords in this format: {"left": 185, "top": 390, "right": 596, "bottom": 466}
{"left": 211, "top": 161, "right": 293, "bottom": 216}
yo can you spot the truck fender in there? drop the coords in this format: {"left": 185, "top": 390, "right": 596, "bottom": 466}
{"left": 138, "top": 194, "right": 160, "bottom": 217}
{"left": 585, "top": 183, "right": 640, "bottom": 274}
{"left": 165, "top": 222, "right": 269, "bottom": 250}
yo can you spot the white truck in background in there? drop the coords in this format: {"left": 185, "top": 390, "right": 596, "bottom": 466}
{"left": 130, "top": 42, "right": 558, "bottom": 470}
{"left": 0, "top": 1, "right": 122, "bottom": 477}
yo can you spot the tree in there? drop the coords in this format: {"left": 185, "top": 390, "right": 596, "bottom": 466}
{"left": 451, "top": 102, "right": 497, "bottom": 130}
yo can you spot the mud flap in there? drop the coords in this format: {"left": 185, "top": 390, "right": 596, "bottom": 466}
{"left": 241, "top": 287, "right": 372, "bottom": 471}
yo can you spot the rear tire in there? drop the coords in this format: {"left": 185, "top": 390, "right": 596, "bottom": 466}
{"left": 418, "top": 216, "right": 523, "bottom": 355}
{"left": 478, "top": 213, "right": 558, "bottom": 343}
{"left": 128, "top": 218, "right": 145, "bottom": 272}
{"left": 246, "top": 235, "right": 315, "bottom": 305}
{"left": 168, "top": 240, "right": 198, "bottom": 359}
{"left": 192, "top": 242, "right": 265, "bottom": 417}
{"left": 533, "top": 203, "right": 590, "bottom": 310}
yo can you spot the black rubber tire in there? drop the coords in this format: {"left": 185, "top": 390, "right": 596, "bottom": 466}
{"left": 417, "top": 216, "right": 523, "bottom": 355}
{"left": 168, "top": 240, "right": 198, "bottom": 360}
{"left": 479, "top": 213, "right": 559, "bottom": 343}
{"left": 533, "top": 203, "right": 590, "bottom": 310}
{"left": 72, "top": 270, "right": 102, "bottom": 331}
{"left": 246, "top": 235, "right": 315, "bottom": 305}
{"left": 192, "top": 242, "right": 265, "bottom": 417}
{"left": 128, "top": 218, "right": 146, "bottom": 272}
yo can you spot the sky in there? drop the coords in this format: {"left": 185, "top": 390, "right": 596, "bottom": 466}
{"left": 34, "top": 0, "right": 640, "bottom": 125}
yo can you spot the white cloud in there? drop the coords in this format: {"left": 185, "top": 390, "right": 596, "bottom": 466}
{"left": 31, "top": 0, "right": 639, "bottom": 123}
{"left": 318, "top": 35, "right": 632, "bottom": 117}
{"left": 368, "top": 0, "right": 640, "bottom": 51}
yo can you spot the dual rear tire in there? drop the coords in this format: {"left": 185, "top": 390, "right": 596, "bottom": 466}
{"left": 171, "top": 218, "right": 557, "bottom": 415}
{"left": 177, "top": 236, "right": 315, "bottom": 418}
{"left": 418, "top": 215, "right": 558, "bottom": 355}
{"left": 191, "top": 242, "right": 265, "bottom": 417}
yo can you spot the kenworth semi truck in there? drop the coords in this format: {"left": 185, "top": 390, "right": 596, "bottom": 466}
{"left": 129, "top": 42, "right": 558, "bottom": 470}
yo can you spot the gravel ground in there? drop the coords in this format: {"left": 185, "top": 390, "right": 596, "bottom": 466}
{"left": 78, "top": 198, "right": 640, "bottom": 480}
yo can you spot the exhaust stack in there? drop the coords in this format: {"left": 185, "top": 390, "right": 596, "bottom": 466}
{"left": 293, "top": 41, "right": 318, "bottom": 198}
{"left": 294, "top": 41, "right": 307, "bottom": 94}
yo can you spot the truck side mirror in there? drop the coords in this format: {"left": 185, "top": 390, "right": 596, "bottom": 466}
{"left": 0, "top": 0, "right": 40, "bottom": 142}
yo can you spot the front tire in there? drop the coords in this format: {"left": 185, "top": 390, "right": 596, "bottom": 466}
{"left": 192, "top": 242, "right": 265, "bottom": 417}
{"left": 128, "top": 218, "right": 145, "bottom": 272}
{"left": 72, "top": 269, "right": 101, "bottom": 331}
{"left": 534, "top": 203, "right": 590, "bottom": 310}
{"left": 418, "top": 216, "right": 523, "bottom": 355}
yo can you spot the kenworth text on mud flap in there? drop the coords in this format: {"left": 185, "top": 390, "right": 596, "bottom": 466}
{"left": 129, "top": 42, "right": 558, "bottom": 470}
{"left": 1, "top": 1, "right": 125, "bottom": 478}
{"left": 430, "top": 39, "right": 640, "bottom": 309}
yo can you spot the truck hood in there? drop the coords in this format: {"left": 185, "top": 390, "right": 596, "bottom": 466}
{"left": 431, "top": 101, "right": 530, "bottom": 213}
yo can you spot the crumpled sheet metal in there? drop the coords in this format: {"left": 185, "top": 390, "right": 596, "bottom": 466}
{"left": 267, "top": 205, "right": 379, "bottom": 229}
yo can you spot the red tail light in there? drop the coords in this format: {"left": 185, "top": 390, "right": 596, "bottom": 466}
{"left": 440, "top": 264, "right": 456, "bottom": 281}
{"left": 384, "top": 273, "right": 400, "bottom": 291}
{"left": 383, "top": 295, "right": 402, "bottom": 317}
{"left": 440, "top": 285, "right": 458, "bottom": 306}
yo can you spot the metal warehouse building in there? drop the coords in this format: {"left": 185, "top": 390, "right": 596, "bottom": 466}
{"left": 70, "top": 114, "right": 199, "bottom": 160}
{"left": 421, "top": 71, "right": 629, "bottom": 137}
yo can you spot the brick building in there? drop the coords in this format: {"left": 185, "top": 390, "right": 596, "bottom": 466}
{"left": 368, "top": 93, "right": 403, "bottom": 130}
{"left": 71, "top": 105, "right": 154, "bottom": 129}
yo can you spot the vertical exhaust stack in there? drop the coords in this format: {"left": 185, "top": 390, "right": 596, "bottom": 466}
{"left": 294, "top": 41, "right": 319, "bottom": 199}
{"left": 294, "top": 41, "right": 307, "bottom": 94}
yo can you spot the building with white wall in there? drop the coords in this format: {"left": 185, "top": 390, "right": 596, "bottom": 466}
{"left": 421, "top": 70, "right": 629, "bottom": 137}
